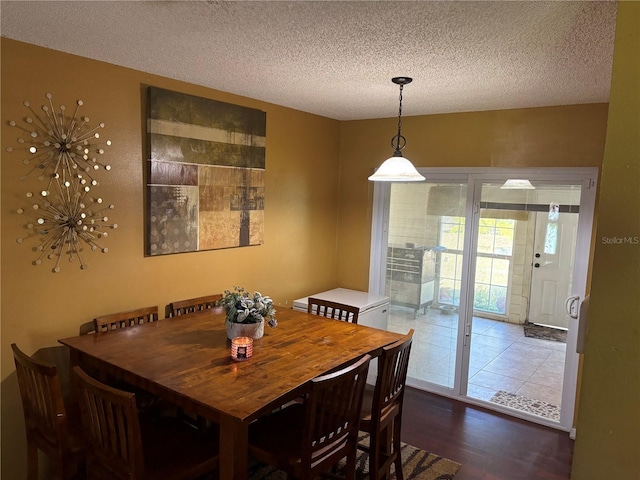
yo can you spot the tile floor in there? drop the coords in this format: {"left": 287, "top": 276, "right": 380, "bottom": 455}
{"left": 387, "top": 305, "right": 566, "bottom": 420}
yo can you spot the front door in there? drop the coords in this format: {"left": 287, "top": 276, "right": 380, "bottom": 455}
{"left": 529, "top": 211, "right": 579, "bottom": 329}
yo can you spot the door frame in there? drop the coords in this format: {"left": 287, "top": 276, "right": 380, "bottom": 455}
{"left": 369, "top": 167, "right": 598, "bottom": 431}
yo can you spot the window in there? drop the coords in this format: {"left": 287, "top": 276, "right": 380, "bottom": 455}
{"left": 438, "top": 216, "right": 465, "bottom": 306}
{"left": 438, "top": 216, "right": 515, "bottom": 315}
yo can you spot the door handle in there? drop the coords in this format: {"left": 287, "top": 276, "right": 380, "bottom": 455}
{"left": 565, "top": 295, "right": 580, "bottom": 319}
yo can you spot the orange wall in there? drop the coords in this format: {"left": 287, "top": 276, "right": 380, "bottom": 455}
{"left": 336, "top": 104, "right": 609, "bottom": 290}
{"left": 1, "top": 38, "right": 341, "bottom": 478}
{"left": 572, "top": 3, "right": 640, "bottom": 479}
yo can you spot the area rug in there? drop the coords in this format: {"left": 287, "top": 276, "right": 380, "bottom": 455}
{"left": 248, "top": 432, "right": 461, "bottom": 480}
{"left": 523, "top": 323, "right": 567, "bottom": 343}
{"left": 490, "top": 390, "right": 561, "bottom": 421}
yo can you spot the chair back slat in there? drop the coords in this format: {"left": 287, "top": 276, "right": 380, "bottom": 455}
{"left": 168, "top": 294, "right": 222, "bottom": 317}
{"left": 307, "top": 297, "right": 359, "bottom": 324}
{"left": 74, "top": 365, "right": 144, "bottom": 479}
{"left": 302, "top": 354, "right": 370, "bottom": 473}
{"left": 94, "top": 306, "right": 159, "bottom": 333}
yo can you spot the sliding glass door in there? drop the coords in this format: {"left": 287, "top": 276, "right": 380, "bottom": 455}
{"left": 369, "top": 168, "right": 596, "bottom": 430}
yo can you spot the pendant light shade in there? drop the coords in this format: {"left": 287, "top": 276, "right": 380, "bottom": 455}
{"left": 500, "top": 179, "right": 535, "bottom": 189}
{"left": 368, "top": 152, "right": 425, "bottom": 182}
{"left": 369, "top": 77, "right": 424, "bottom": 182}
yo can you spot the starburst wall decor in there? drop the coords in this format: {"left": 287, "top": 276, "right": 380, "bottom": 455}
{"left": 7, "top": 93, "right": 117, "bottom": 273}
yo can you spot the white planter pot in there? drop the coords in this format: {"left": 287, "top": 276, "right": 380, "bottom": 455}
{"left": 226, "top": 319, "right": 264, "bottom": 340}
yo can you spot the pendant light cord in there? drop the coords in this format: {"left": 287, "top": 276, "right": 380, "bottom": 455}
{"left": 392, "top": 84, "right": 406, "bottom": 153}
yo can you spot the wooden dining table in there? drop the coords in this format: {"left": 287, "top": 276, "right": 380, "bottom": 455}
{"left": 59, "top": 306, "right": 405, "bottom": 480}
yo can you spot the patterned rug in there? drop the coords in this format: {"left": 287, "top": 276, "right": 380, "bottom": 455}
{"left": 490, "top": 390, "right": 561, "bottom": 421}
{"left": 248, "top": 432, "right": 461, "bottom": 480}
{"left": 523, "top": 323, "right": 567, "bottom": 343}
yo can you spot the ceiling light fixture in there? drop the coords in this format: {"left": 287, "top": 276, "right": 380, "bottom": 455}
{"left": 368, "top": 77, "right": 425, "bottom": 182}
{"left": 500, "top": 179, "right": 535, "bottom": 189}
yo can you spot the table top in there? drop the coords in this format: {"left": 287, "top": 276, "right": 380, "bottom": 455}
{"left": 59, "top": 307, "right": 405, "bottom": 424}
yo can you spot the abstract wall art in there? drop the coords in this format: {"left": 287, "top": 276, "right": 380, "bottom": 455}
{"left": 7, "top": 93, "right": 117, "bottom": 273}
{"left": 146, "top": 87, "right": 266, "bottom": 255}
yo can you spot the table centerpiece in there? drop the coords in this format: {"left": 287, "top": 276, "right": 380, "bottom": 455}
{"left": 218, "top": 286, "right": 277, "bottom": 340}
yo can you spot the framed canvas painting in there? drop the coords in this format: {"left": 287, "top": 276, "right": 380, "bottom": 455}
{"left": 146, "top": 87, "right": 266, "bottom": 255}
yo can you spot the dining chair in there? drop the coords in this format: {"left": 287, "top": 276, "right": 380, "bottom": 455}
{"left": 358, "top": 329, "right": 414, "bottom": 480}
{"left": 11, "top": 343, "right": 86, "bottom": 480}
{"left": 93, "top": 306, "right": 159, "bottom": 333}
{"left": 93, "top": 306, "right": 171, "bottom": 417}
{"left": 249, "top": 354, "right": 371, "bottom": 480}
{"left": 307, "top": 297, "right": 360, "bottom": 324}
{"left": 167, "top": 294, "right": 222, "bottom": 317}
{"left": 73, "top": 366, "right": 219, "bottom": 480}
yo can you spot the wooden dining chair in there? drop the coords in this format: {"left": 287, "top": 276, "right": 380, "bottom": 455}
{"left": 11, "top": 343, "right": 86, "bottom": 480}
{"left": 93, "top": 306, "right": 172, "bottom": 417}
{"left": 93, "top": 306, "right": 159, "bottom": 333}
{"left": 307, "top": 297, "right": 360, "bottom": 324}
{"left": 73, "top": 366, "right": 219, "bottom": 480}
{"left": 358, "top": 329, "right": 414, "bottom": 480}
{"left": 167, "top": 294, "right": 222, "bottom": 317}
{"left": 249, "top": 354, "right": 371, "bottom": 480}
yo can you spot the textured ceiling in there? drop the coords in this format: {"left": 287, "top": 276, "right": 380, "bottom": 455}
{"left": 0, "top": 1, "right": 618, "bottom": 121}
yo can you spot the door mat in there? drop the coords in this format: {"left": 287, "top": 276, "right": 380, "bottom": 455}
{"left": 490, "top": 390, "right": 561, "bottom": 421}
{"left": 523, "top": 323, "right": 567, "bottom": 343}
{"left": 248, "top": 432, "right": 461, "bottom": 480}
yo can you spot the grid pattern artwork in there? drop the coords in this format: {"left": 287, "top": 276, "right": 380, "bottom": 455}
{"left": 146, "top": 87, "right": 266, "bottom": 255}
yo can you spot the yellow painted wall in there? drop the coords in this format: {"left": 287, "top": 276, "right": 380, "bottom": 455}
{"left": 336, "top": 104, "right": 609, "bottom": 290}
{"left": 572, "top": 3, "right": 640, "bottom": 479}
{"left": 1, "top": 38, "right": 341, "bottom": 479}
{"left": 0, "top": 24, "right": 621, "bottom": 479}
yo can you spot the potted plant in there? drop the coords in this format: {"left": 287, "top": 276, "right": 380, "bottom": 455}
{"left": 218, "top": 286, "right": 277, "bottom": 340}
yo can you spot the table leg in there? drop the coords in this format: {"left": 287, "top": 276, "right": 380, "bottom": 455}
{"left": 220, "top": 415, "right": 248, "bottom": 480}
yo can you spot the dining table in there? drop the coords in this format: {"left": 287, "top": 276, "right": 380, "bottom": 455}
{"left": 59, "top": 306, "right": 406, "bottom": 480}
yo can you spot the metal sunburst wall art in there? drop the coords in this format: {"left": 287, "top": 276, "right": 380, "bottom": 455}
{"left": 7, "top": 93, "right": 117, "bottom": 273}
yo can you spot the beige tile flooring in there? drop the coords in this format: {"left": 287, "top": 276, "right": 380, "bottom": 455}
{"left": 387, "top": 305, "right": 565, "bottom": 418}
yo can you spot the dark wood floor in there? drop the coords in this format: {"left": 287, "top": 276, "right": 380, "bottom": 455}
{"left": 400, "top": 387, "right": 574, "bottom": 480}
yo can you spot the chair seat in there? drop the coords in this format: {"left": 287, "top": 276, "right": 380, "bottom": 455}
{"left": 360, "top": 387, "right": 374, "bottom": 420}
{"left": 64, "top": 408, "right": 86, "bottom": 456}
{"left": 141, "top": 417, "right": 219, "bottom": 480}
{"left": 249, "top": 403, "right": 306, "bottom": 464}
{"left": 31, "top": 403, "right": 85, "bottom": 455}
{"left": 359, "top": 388, "right": 400, "bottom": 429}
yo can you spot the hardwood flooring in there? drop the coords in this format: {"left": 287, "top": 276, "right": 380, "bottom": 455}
{"left": 400, "top": 387, "right": 574, "bottom": 480}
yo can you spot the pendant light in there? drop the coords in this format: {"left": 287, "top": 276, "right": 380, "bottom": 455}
{"left": 368, "top": 77, "right": 425, "bottom": 182}
{"left": 500, "top": 179, "right": 535, "bottom": 189}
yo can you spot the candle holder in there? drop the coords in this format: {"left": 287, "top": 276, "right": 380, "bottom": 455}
{"left": 231, "top": 336, "right": 253, "bottom": 361}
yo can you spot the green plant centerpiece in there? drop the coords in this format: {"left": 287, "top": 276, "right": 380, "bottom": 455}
{"left": 218, "top": 286, "right": 277, "bottom": 340}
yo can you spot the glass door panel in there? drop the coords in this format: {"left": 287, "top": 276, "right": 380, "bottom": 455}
{"left": 384, "top": 182, "right": 467, "bottom": 390}
{"left": 466, "top": 182, "right": 582, "bottom": 423}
